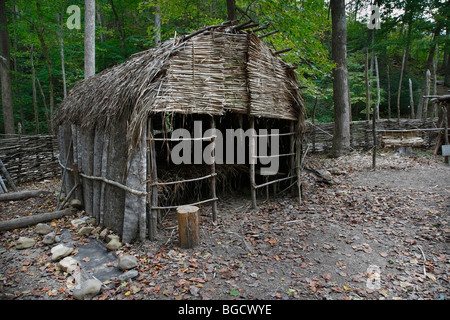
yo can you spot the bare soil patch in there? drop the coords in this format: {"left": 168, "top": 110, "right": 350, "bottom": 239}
{"left": 0, "top": 151, "right": 448, "bottom": 300}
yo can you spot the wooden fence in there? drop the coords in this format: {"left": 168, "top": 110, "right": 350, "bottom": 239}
{"left": 0, "top": 118, "right": 441, "bottom": 187}
{"left": 305, "top": 118, "right": 440, "bottom": 152}
{"left": 0, "top": 134, "right": 60, "bottom": 184}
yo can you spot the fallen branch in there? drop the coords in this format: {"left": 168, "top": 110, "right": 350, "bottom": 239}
{"left": 0, "top": 190, "right": 51, "bottom": 202}
{"left": 417, "top": 245, "right": 427, "bottom": 278}
{"left": 0, "top": 208, "right": 77, "bottom": 232}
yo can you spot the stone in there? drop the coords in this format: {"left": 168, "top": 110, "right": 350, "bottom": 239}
{"left": 118, "top": 270, "right": 139, "bottom": 281}
{"left": 69, "top": 199, "right": 83, "bottom": 210}
{"left": 317, "top": 169, "right": 332, "bottom": 181}
{"left": 35, "top": 223, "right": 53, "bottom": 235}
{"left": 43, "top": 232, "right": 57, "bottom": 245}
{"left": 99, "top": 228, "right": 108, "bottom": 239}
{"left": 72, "top": 279, "right": 102, "bottom": 300}
{"left": 106, "top": 234, "right": 120, "bottom": 243}
{"left": 71, "top": 218, "right": 87, "bottom": 228}
{"left": 105, "top": 238, "right": 122, "bottom": 251}
{"left": 15, "top": 237, "right": 35, "bottom": 250}
{"left": 59, "top": 256, "right": 79, "bottom": 273}
{"left": 118, "top": 255, "right": 138, "bottom": 271}
{"left": 78, "top": 227, "right": 95, "bottom": 237}
{"left": 51, "top": 244, "right": 74, "bottom": 261}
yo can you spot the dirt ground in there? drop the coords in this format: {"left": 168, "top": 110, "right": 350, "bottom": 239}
{"left": 0, "top": 150, "right": 449, "bottom": 300}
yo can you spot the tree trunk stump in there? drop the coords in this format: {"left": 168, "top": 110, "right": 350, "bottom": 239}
{"left": 177, "top": 205, "right": 200, "bottom": 249}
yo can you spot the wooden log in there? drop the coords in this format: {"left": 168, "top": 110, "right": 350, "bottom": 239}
{"left": 122, "top": 122, "right": 147, "bottom": 243}
{"left": 0, "top": 189, "right": 50, "bottom": 201}
{"left": 0, "top": 208, "right": 76, "bottom": 231}
{"left": 177, "top": 205, "right": 200, "bottom": 249}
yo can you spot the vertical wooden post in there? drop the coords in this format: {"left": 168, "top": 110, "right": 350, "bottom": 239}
{"left": 443, "top": 105, "right": 449, "bottom": 165}
{"left": 372, "top": 106, "right": 377, "bottom": 169}
{"left": 148, "top": 117, "right": 159, "bottom": 240}
{"left": 249, "top": 116, "right": 257, "bottom": 209}
{"left": 295, "top": 123, "right": 302, "bottom": 204}
{"left": 289, "top": 121, "right": 296, "bottom": 196}
{"left": 210, "top": 116, "right": 218, "bottom": 221}
{"left": 71, "top": 125, "right": 84, "bottom": 205}
{"left": 177, "top": 205, "right": 200, "bottom": 249}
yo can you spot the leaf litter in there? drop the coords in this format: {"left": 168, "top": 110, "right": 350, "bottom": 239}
{"left": 0, "top": 151, "right": 448, "bottom": 300}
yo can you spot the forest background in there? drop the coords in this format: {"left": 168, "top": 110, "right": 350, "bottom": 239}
{"left": 0, "top": 0, "right": 449, "bottom": 135}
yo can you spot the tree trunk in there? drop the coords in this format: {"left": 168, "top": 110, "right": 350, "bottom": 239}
{"left": 387, "top": 64, "right": 391, "bottom": 119}
{"left": 154, "top": 5, "right": 161, "bottom": 46}
{"left": 397, "top": 49, "right": 406, "bottom": 121}
{"left": 417, "top": 23, "right": 442, "bottom": 118}
{"left": 35, "top": 2, "right": 54, "bottom": 133}
{"left": 30, "top": 47, "right": 39, "bottom": 134}
{"left": 85, "top": 0, "right": 96, "bottom": 78}
{"left": 365, "top": 50, "right": 371, "bottom": 121}
{"left": 409, "top": 78, "right": 415, "bottom": 119}
{"left": 0, "top": 0, "right": 15, "bottom": 134}
{"left": 58, "top": 13, "right": 67, "bottom": 99}
{"left": 226, "top": 0, "right": 237, "bottom": 21}
{"left": 422, "top": 69, "right": 431, "bottom": 119}
{"left": 443, "top": 28, "right": 449, "bottom": 87}
{"left": 108, "top": 0, "right": 126, "bottom": 56}
{"left": 331, "top": 0, "right": 351, "bottom": 158}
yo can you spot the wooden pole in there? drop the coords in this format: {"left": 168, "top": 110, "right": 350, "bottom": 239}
{"left": 295, "top": 125, "right": 302, "bottom": 204}
{"left": 409, "top": 78, "right": 415, "bottom": 119}
{"left": 177, "top": 205, "right": 200, "bottom": 249}
{"left": 210, "top": 116, "right": 218, "bottom": 221}
{"left": 289, "top": 121, "right": 296, "bottom": 196}
{"left": 372, "top": 105, "right": 377, "bottom": 169}
{"left": 148, "top": 117, "right": 159, "bottom": 240}
{"left": 249, "top": 116, "right": 257, "bottom": 209}
{"left": 443, "top": 105, "right": 449, "bottom": 165}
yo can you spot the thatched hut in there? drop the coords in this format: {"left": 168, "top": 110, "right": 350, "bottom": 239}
{"left": 55, "top": 21, "right": 305, "bottom": 243}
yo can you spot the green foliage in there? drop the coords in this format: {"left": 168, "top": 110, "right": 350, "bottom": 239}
{"left": 1, "top": 0, "right": 449, "bottom": 134}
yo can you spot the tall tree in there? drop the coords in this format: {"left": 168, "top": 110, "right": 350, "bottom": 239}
{"left": 35, "top": 1, "right": 55, "bottom": 132}
{"left": 0, "top": 0, "right": 15, "bottom": 134}
{"left": 330, "top": 0, "right": 350, "bottom": 157}
{"left": 226, "top": 0, "right": 236, "bottom": 21}
{"left": 85, "top": 0, "right": 96, "bottom": 78}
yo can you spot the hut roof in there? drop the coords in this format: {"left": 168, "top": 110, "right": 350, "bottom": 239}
{"left": 55, "top": 22, "right": 304, "bottom": 145}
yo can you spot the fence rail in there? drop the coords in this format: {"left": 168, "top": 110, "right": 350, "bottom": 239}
{"left": 305, "top": 118, "right": 440, "bottom": 152}
{"left": 0, "top": 118, "right": 441, "bottom": 185}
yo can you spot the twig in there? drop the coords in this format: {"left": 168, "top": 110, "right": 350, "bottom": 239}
{"left": 57, "top": 183, "right": 79, "bottom": 210}
{"left": 416, "top": 245, "right": 427, "bottom": 278}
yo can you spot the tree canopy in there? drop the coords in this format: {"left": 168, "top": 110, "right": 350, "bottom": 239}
{"left": 0, "top": 0, "right": 449, "bottom": 134}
